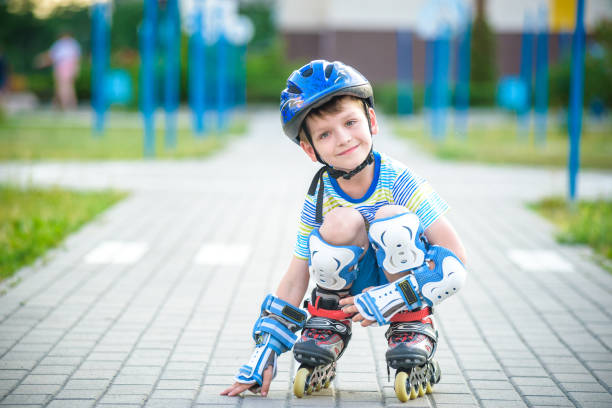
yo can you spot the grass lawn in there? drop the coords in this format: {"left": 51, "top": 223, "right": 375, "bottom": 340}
{"left": 529, "top": 197, "right": 612, "bottom": 272}
{"left": 0, "top": 111, "right": 247, "bottom": 160}
{"left": 394, "top": 114, "right": 612, "bottom": 169}
{"left": 0, "top": 185, "right": 126, "bottom": 282}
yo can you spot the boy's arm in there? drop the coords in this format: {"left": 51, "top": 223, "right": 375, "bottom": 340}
{"left": 221, "top": 256, "right": 310, "bottom": 397}
{"left": 275, "top": 256, "right": 311, "bottom": 306}
{"left": 423, "top": 215, "right": 467, "bottom": 264}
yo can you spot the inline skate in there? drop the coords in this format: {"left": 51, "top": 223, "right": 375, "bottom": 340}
{"left": 386, "top": 308, "right": 441, "bottom": 402}
{"left": 292, "top": 287, "right": 352, "bottom": 397}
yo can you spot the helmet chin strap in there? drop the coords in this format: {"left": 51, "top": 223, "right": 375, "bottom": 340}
{"left": 326, "top": 149, "right": 374, "bottom": 180}
{"left": 305, "top": 101, "right": 375, "bottom": 223}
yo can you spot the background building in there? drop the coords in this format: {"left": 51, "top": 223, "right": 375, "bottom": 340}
{"left": 275, "top": 0, "right": 612, "bottom": 83}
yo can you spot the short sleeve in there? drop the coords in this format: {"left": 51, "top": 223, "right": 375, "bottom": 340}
{"left": 391, "top": 168, "right": 449, "bottom": 230}
{"left": 294, "top": 194, "right": 318, "bottom": 260}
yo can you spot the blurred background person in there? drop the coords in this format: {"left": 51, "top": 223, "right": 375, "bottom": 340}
{"left": 36, "top": 32, "right": 81, "bottom": 110}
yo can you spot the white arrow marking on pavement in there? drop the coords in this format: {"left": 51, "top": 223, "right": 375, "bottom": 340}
{"left": 507, "top": 249, "right": 574, "bottom": 273}
{"left": 194, "top": 243, "right": 251, "bottom": 266}
{"left": 84, "top": 241, "right": 149, "bottom": 264}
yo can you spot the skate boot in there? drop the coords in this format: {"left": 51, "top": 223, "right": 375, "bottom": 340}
{"left": 293, "top": 287, "right": 353, "bottom": 398}
{"left": 385, "top": 307, "right": 441, "bottom": 402}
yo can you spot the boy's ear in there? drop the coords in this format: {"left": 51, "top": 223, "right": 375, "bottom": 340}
{"left": 299, "top": 140, "right": 319, "bottom": 163}
{"left": 368, "top": 107, "right": 379, "bottom": 135}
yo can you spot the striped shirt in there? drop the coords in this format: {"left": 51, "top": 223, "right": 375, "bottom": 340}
{"left": 294, "top": 150, "right": 449, "bottom": 260}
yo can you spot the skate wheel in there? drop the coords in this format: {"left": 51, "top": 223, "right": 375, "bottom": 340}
{"left": 293, "top": 367, "right": 311, "bottom": 398}
{"left": 324, "top": 378, "right": 331, "bottom": 389}
{"left": 430, "top": 360, "right": 441, "bottom": 384}
{"left": 394, "top": 371, "right": 410, "bottom": 402}
{"left": 425, "top": 380, "right": 433, "bottom": 394}
{"left": 315, "top": 381, "right": 322, "bottom": 391}
{"left": 306, "top": 385, "right": 313, "bottom": 395}
{"left": 417, "top": 382, "right": 425, "bottom": 397}
{"left": 409, "top": 384, "right": 418, "bottom": 400}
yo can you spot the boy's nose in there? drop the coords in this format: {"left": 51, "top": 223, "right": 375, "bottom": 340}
{"left": 337, "top": 128, "right": 352, "bottom": 144}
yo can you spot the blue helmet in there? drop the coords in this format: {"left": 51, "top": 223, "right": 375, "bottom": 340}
{"left": 280, "top": 60, "right": 374, "bottom": 144}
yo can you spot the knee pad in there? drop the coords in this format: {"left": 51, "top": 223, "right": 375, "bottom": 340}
{"left": 308, "top": 229, "right": 364, "bottom": 291}
{"left": 368, "top": 212, "right": 427, "bottom": 275}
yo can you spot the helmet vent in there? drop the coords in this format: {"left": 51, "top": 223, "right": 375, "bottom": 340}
{"left": 324, "top": 64, "right": 334, "bottom": 79}
{"left": 288, "top": 83, "right": 302, "bottom": 94}
{"left": 302, "top": 67, "right": 313, "bottom": 77}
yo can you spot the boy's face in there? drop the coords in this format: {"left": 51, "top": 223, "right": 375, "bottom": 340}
{"left": 300, "top": 99, "right": 378, "bottom": 172}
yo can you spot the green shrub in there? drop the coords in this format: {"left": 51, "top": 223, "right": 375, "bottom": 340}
{"left": 246, "top": 41, "right": 300, "bottom": 104}
{"left": 25, "top": 72, "right": 54, "bottom": 100}
{"left": 372, "top": 83, "right": 425, "bottom": 114}
{"left": 530, "top": 197, "right": 612, "bottom": 267}
{"left": 469, "top": 81, "right": 497, "bottom": 106}
{"left": 471, "top": 8, "right": 497, "bottom": 83}
{"left": 0, "top": 185, "right": 126, "bottom": 281}
{"left": 549, "top": 55, "right": 612, "bottom": 109}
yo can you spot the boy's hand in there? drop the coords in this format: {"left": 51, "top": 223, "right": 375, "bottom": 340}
{"left": 220, "top": 365, "right": 274, "bottom": 397}
{"left": 339, "top": 287, "right": 377, "bottom": 327}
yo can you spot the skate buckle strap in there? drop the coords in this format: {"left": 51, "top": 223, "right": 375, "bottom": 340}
{"left": 389, "top": 307, "right": 432, "bottom": 323}
{"left": 261, "top": 294, "right": 307, "bottom": 327}
{"left": 307, "top": 300, "right": 353, "bottom": 320}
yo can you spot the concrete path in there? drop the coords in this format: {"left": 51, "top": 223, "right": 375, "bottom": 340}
{"left": 1, "top": 110, "right": 611, "bottom": 408}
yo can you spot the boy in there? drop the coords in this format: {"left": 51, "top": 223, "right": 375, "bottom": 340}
{"left": 221, "top": 60, "right": 467, "bottom": 401}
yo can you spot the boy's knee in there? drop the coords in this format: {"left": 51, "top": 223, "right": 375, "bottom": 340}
{"left": 374, "top": 204, "right": 409, "bottom": 220}
{"left": 320, "top": 207, "right": 367, "bottom": 247}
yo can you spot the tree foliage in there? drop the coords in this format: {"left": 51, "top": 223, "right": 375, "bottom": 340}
{"left": 470, "top": 0, "right": 497, "bottom": 84}
{"left": 549, "top": 19, "right": 612, "bottom": 108}
{"left": 0, "top": 2, "right": 90, "bottom": 74}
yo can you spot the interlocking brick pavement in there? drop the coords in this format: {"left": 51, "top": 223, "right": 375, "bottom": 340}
{"left": 1, "top": 110, "right": 611, "bottom": 407}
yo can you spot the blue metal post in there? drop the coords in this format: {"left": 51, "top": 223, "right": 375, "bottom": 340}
{"left": 535, "top": 7, "right": 549, "bottom": 145}
{"left": 237, "top": 44, "right": 247, "bottom": 108}
{"left": 189, "top": 4, "right": 206, "bottom": 135}
{"left": 163, "top": 0, "right": 180, "bottom": 149}
{"left": 455, "top": 21, "right": 471, "bottom": 137}
{"left": 431, "top": 28, "right": 451, "bottom": 141}
{"left": 91, "top": 2, "right": 109, "bottom": 135}
{"left": 139, "top": 0, "right": 157, "bottom": 157}
{"left": 217, "top": 34, "right": 227, "bottom": 131}
{"left": 216, "top": 10, "right": 227, "bottom": 131}
{"left": 425, "top": 39, "right": 434, "bottom": 110}
{"left": 558, "top": 31, "right": 572, "bottom": 59}
{"left": 518, "top": 13, "right": 534, "bottom": 138}
{"left": 568, "top": 0, "right": 585, "bottom": 203}
{"left": 396, "top": 30, "right": 413, "bottom": 115}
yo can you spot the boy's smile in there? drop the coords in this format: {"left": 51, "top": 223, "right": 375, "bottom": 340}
{"left": 300, "top": 99, "right": 378, "bottom": 172}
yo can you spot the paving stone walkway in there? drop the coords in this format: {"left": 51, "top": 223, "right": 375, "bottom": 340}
{"left": 1, "top": 110, "right": 611, "bottom": 408}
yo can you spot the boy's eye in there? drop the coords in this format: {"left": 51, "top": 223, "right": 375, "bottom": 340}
{"left": 319, "top": 132, "right": 329, "bottom": 139}
{"left": 346, "top": 120, "right": 356, "bottom": 127}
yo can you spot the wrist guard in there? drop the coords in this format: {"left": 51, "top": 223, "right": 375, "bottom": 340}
{"left": 235, "top": 295, "right": 307, "bottom": 386}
